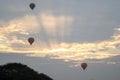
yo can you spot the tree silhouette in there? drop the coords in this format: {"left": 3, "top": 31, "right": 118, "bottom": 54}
{"left": 0, "top": 63, "right": 53, "bottom": 80}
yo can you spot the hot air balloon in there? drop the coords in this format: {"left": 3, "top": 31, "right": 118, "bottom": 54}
{"left": 29, "top": 3, "right": 35, "bottom": 10}
{"left": 81, "top": 63, "right": 87, "bottom": 70}
{"left": 28, "top": 37, "right": 34, "bottom": 45}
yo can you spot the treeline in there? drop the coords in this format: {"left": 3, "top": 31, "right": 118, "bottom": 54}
{"left": 0, "top": 63, "right": 53, "bottom": 80}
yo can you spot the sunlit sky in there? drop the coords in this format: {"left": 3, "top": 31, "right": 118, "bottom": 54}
{"left": 0, "top": 0, "right": 120, "bottom": 80}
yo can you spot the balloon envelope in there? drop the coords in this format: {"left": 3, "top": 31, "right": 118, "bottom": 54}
{"left": 29, "top": 3, "right": 35, "bottom": 10}
{"left": 28, "top": 37, "right": 34, "bottom": 45}
{"left": 81, "top": 63, "right": 87, "bottom": 70}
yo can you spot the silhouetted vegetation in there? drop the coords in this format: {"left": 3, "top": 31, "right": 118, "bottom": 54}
{"left": 0, "top": 63, "right": 53, "bottom": 80}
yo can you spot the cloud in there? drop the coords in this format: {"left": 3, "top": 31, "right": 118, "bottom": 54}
{"left": 26, "top": 27, "right": 120, "bottom": 62}
{"left": 0, "top": 11, "right": 74, "bottom": 51}
{"left": 0, "top": 15, "right": 39, "bottom": 35}
{"left": 1, "top": 11, "right": 120, "bottom": 66}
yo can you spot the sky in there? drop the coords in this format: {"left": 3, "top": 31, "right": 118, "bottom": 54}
{"left": 0, "top": 0, "right": 120, "bottom": 80}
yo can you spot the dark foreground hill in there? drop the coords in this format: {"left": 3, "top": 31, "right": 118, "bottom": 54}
{"left": 0, "top": 63, "right": 53, "bottom": 80}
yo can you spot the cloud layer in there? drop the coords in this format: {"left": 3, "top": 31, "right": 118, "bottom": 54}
{"left": 0, "top": 11, "right": 74, "bottom": 51}
{"left": 0, "top": 11, "right": 120, "bottom": 64}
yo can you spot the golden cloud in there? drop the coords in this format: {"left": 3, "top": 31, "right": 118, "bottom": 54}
{"left": 0, "top": 11, "right": 74, "bottom": 51}
{"left": 0, "top": 11, "right": 120, "bottom": 65}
